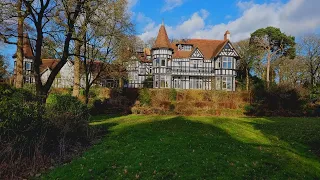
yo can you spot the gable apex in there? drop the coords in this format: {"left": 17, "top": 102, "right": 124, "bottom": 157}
{"left": 217, "top": 41, "right": 240, "bottom": 57}
{"left": 190, "top": 48, "right": 204, "bottom": 58}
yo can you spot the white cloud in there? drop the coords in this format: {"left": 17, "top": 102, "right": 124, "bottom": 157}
{"left": 161, "top": 0, "right": 184, "bottom": 12}
{"left": 237, "top": 0, "right": 255, "bottom": 11}
{"left": 126, "top": 0, "right": 139, "bottom": 17}
{"left": 139, "top": 9, "right": 209, "bottom": 41}
{"left": 139, "top": 0, "right": 320, "bottom": 42}
{"left": 136, "top": 12, "right": 156, "bottom": 32}
{"left": 225, "top": 15, "right": 232, "bottom": 20}
{"left": 127, "top": 0, "right": 138, "bottom": 10}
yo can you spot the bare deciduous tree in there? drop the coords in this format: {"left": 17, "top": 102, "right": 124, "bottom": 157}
{"left": 298, "top": 34, "right": 320, "bottom": 87}
{"left": 274, "top": 56, "right": 307, "bottom": 88}
{"left": 234, "top": 39, "right": 263, "bottom": 91}
{"left": 0, "top": 0, "right": 29, "bottom": 88}
{"left": 77, "top": 0, "right": 134, "bottom": 104}
{"left": 22, "top": 0, "right": 85, "bottom": 96}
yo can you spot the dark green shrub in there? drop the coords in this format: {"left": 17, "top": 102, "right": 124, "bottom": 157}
{"left": 45, "top": 94, "right": 90, "bottom": 156}
{"left": 248, "top": 83, "right": 304, "bottom": 116}
{"left": 142, "top": 76, "right": 153, "bottom": 88}
{"left": 139, "top": 88, "right": 151, "bottom": 106}
{"left": 22, "top": 83, "right": 36, "bottom": 94}
{"left": 46, "top": 94, "right": 89, "bottom": 133}
{"left": 0, "top": 84, "right": 46, "bottom": 177}
{"left": 244, "top": 105, "right": 255, "bottom": 115}
{"left": 89, "top": 98, "right": 109, "bottom": 116}
{"left": 0, "top": 85, "right": 107, "bottom": 178}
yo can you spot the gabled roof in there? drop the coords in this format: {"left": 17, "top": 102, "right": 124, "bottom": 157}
{"left": 40, "top": 59, "right": 60, "bottom": 73}
{"left": 13, "top": 33, "right": 34, "bottom": 59}
{"left": 132, "top": 48, "right": 152, "bottom": 63}
{"left": 152, "top": 24, "right": 172, "bottom": 50}
{"left": 171, "top": 39, "right": 227, "bottom": 59}
{"left": 190, "top": 47, "right": 204, "bottom": 58}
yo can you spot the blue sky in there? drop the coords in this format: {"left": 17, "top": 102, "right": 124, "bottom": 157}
{"left": 132, "top": 0, "right": 280, "bottom": 33}
{"left": 1, "top": 0, "right": 320, "bottom": 67}
{"left": 129, "top": 0, "right": 320, "bottom": 42}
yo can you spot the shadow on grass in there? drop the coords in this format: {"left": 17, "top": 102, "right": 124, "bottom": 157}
{"left": 45, "top": 116, "right": 320, "bottom": 179}
{"left": 251, "top": 117, "right": 320, "bottom": 158}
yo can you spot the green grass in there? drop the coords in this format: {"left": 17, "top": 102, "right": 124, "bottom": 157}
{"left": 44, "top": 115, "right": 320, "bottom": 179}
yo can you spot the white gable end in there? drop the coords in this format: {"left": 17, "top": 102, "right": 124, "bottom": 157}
{"left": 219, "top": 43, "right": 239, "bottom": 57}
{"left": 191, "top": 48, "right": 204, "bottom": 58}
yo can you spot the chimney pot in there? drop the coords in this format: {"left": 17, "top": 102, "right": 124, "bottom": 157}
{"left": 224, "top": 30, "right": 231, "bottom": 40}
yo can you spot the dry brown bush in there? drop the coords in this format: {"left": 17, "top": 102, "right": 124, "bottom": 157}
{"left": 132, "top": 89, "right": 249, "bottom": 117}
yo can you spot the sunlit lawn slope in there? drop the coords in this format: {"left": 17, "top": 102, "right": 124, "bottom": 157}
{"left": 44, "top": 115, "right": 320, "bottom": 179}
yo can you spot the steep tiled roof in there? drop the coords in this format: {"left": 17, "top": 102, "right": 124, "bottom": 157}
{"left": 171, "top": 39, "right": 227, "bottom": 59}
{"left": 152, "top": 25, "right": 172, "bottom": 49}
{"left": 132, "top": 48, "right": 152, "bottom": 63}
{"left": 136, "top": 53, "right": 152, "bottom": 63}
{"left": 13, "top": 33, "right": 34, "bottom": 59}
{"left": 40, "top": 59, "right": 59, "bottom": 72}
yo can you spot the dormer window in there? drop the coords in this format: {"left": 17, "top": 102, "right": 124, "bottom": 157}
{"left": 177, "top": 44, "right": 192, "bottom": 51}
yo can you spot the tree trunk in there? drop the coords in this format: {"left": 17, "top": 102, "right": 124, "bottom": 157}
{"left": 246, "top": 68, "right": 249, "bottom": 92}
{"left": 15, "top": 0, "right": 24, "bottom": 88}
{"left": 85, "top": 84, "right": 90, "bottom": 104}
{"left": 119, "top": 77, "right": 123, "bottom": 88}
{"left": 278, "top": 65, "right": 282, "bottom": 84}
{"left": 266, "top": 51, "right": 271, "bottom": 89}
{"left": 72, "top": 41, "right": 81, "bottom": 97}
{"left": 311, "top": 73, "right": 315, "bottom": 88}
{"left": 34, "top": 25, "right": 45, "bottom": 96}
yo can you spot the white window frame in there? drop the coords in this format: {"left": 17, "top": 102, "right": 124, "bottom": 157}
{"left": 222, "top": 77, "right": 232, "bottom": 90}
{"left": 222, "top": 57, "right": 233, "bottom": 69}
{"left": 216, "top": 77, "right": 221, "bottom": 90}
{"left": 178, "top": 45, "right": 192, "bottom": 51}
{"left": 160, "top": 76, "right": 169, "bottom": 88}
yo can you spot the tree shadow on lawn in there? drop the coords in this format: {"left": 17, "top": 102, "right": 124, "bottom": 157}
{"left": 45, "top": 116, "right": 320, "bottom": 179}
{"left": 251, "top": 117, "right": 320, "bottom": 158}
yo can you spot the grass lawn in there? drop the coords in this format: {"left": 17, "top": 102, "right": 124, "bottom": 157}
{"left": 44, "top": 115, "right": 320, "bottom": 179}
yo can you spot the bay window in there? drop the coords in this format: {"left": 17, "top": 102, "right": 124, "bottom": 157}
{"left": 222, "top": 57, "right": 233, "bottom": 69}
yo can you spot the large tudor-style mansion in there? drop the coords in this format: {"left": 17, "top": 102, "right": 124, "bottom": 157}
{"left": 126, "top": 23, "right": 240, "bottom": 91}
{"left": 14, "top": 24, "right": 240, "bottom": 91}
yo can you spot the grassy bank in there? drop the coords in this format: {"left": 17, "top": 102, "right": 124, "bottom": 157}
{"left": 43, "top": 115, "right": 320, "bottom": 179}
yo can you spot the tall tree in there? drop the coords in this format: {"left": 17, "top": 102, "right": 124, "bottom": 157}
{"left": 250, "top": 27, "right": 296, "bottom": 88}
{"left": 298, "top": 33, "right": 320, "bottom": 87}
{"left": 72, "top": 0, "right": 94, "bottom": 97}
{"left": 15, "top": 0, "right": 24, "bottom": 88}
{"left": 273, "top": 56, "right": 307, "bottom": 87}
{"left": 234, "top": 39, "right": 262, "bottom": 91}
{"left": 80, "top": 0, "right": 134, "bottom": 104}
{"left": 23, "top": 0, "right": 85, "bottom": 96}
{"left": 0, "top": 0, "right": 29, "bottom": 88}
{"left": 72, "top": 40, "right": 82, "bottom": 97}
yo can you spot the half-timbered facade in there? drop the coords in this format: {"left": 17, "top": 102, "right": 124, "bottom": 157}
{"left": 126, "top": 24, "right": 240, "bottom": 91}
{"left": 126, "top": 48, "right": 152, "bottom": 88}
